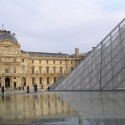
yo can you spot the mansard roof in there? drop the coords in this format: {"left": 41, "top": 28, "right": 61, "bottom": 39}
{"left": 21, "top": 50, "right": 69, "bottom": 58}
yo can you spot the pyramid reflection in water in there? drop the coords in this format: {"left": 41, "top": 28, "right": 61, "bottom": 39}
{"left": 55, "top": 18, "right": 125, "bottom": 90}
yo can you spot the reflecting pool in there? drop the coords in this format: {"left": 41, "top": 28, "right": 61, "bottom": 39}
{"left": 0, "top": 91, "right": 125, "bottom": 125}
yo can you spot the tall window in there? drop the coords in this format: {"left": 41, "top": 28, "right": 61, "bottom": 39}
{"left": 46, "top": 67, "right": 49, "bottom": 73}
{"left": 54, "top": 77, "right": 57, "bottom": 82}
{"left": 5, "top": 66, "right": 10, "bottom": 73}
{"left": 22, "top": 59, "right": 24, "bottom": 62}
{"left": 46, "top": 60, "right": 48, "bottom": 64}
{"left": 60, "top": 67, "right": 63, "bottom": 73}
{"left": 60, "top": 61, "right": 62, "bottom": 64}
{"left": 22, "top": 66, "right": 25, "bottom": 74}
{"left": 39, "top": 66, "right": 42, "bottom": 73}
{"left": 47, "top": 77, "right": 50, "bottom": 84}
{"left": 53, "top": 66, "right": 56, "bottom": 73}
{"left": 32, "top": 77, "right": 35, "bottom": 85}
{"left": 32, "top": 67, "right": 34, "bottom": 73}
{"left": 40, "top": 77, "right": 42, "bottom": 84}
{"left": 13, "top": 66, "right": 16, "bottom": 73}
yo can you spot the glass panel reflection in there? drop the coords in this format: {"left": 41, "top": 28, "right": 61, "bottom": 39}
{"left": 58, "top": 91, "right": 125, "bottom": 125}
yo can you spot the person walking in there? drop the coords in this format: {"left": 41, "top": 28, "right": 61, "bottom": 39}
{"left": 1, "top": 85, "right": 4, "bottom": 95}
{"left": 27, "top": 85, "right": 30, "bottom": 93}
{"left": 34, "top": 83, "right": 38, "bottom": 92}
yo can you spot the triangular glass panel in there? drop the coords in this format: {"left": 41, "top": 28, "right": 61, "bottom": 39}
{"left": 102, "top": 81, "right": 113, "bottom": 90}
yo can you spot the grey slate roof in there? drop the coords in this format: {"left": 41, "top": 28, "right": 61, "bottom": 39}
{"left": 21, "top": 51, "right": 69, "bottom": 58}
{"left": 0, "top": 30, "right": 18, "bottom": 43}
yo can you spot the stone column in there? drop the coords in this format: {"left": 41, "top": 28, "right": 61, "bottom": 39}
{"left": 11, "top": 76, "right": 13, "bottom": 88}
{"left": 1, "top": 77, "right": 5, "bottom": 86}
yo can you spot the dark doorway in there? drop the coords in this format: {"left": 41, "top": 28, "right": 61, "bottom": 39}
{"left": 14, "top": 82, "right": 16, "bottom": 90}
{"left": 24, "top": 82, "right": 26, "bottom": 86}
{"left": 5, "top": 77, "right": 10, "bottom": 88}
{"left": 14, "top": 82, "right": 16, "bottom": 88}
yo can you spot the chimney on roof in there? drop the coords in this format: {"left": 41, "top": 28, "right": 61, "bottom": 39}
{"left": 12, "top": 33, "right": 16, "bottom": 36}
{"left": 75, "top": 48, "right": 79, "bottom": 57}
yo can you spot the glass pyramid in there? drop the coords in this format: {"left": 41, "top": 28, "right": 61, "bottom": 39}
{"left": 54, "top": 18, "right": 125, "bottom": 90}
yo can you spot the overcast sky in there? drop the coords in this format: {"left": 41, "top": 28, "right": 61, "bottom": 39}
{"left": 0, "top": 0, "right": 125, "bottom": 54}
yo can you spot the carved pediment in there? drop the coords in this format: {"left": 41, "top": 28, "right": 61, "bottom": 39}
{"left": 0, "top": 41, "right": 21, "bottom": 56}
{"left": 0, "top": 40, "right": 20, "bottom": 46}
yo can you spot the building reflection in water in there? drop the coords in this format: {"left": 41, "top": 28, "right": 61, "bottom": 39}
{"left": 1, "top": 91, "right": 125, "bottom": 125}
{"left": 0, "top": 93, "right": 77, "bottom": 124}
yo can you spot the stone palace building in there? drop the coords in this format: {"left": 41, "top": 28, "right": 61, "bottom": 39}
{"left": 0, "top": 30, "right": 86, "bottom": 90}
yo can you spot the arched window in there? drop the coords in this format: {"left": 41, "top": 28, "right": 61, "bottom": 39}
{"left": 21, "top": 77, "right": 26, "bottom": 86}
{"left": 5, "top": 77, "right": 10, "bottom": 88}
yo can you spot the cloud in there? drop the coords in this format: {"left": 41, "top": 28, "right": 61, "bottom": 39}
{"left": 0, "top": 0, "right": 125, "bottom": 54}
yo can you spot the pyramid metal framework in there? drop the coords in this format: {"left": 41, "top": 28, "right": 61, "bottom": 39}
{"left": 50, "top": 75, "right": 65, "bottom": 89}
{"left": 55, "top": 18, "right": 125, "bottom": 90}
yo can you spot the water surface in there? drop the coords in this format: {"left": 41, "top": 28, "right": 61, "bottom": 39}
{"left": 0, "top": 91, "right": 125, "bottom": 125}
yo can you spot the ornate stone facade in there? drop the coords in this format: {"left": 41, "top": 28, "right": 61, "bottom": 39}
{"left": 0, "top": 30, "right": 86, "bottom": 90}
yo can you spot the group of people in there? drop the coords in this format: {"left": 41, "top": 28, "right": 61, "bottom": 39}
{"left": 1, "top": 83, "right": 46, "bottom": 95}
{"left": 34, "top": 83, "right": 38, "bottom": 92}
{"left": 1, "top": 84, "right": 38, "bottom": 94}
{"left": 26, "top": 83, "right": 38, "bottom": 93}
